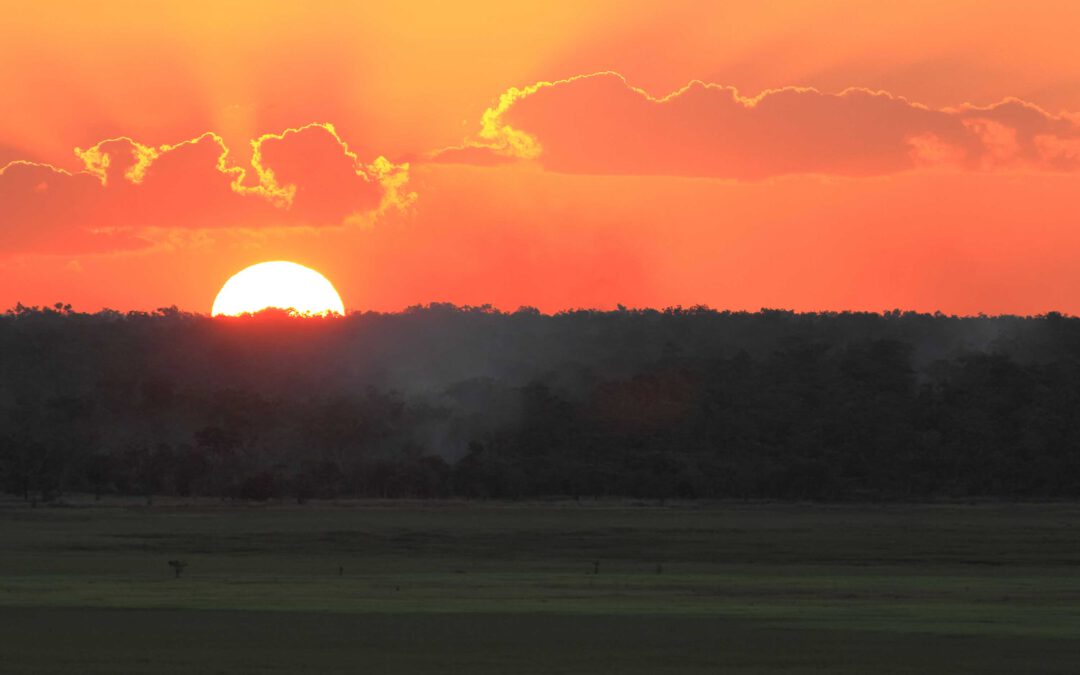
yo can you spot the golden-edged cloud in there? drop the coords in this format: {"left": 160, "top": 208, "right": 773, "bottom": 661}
{"left": 436, "top": 72, "right": 1080, "bottom": 178}
{"left": 0, "top": 123, "right": 412, "bottom": 254}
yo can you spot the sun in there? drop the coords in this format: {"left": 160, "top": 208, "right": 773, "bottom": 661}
{"left": 211, "top": 261, "right": 345, "bottom": 316}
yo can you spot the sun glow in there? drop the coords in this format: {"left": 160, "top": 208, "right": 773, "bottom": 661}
{"left": 211, "top": 261, "right": 345, "bottom": 316}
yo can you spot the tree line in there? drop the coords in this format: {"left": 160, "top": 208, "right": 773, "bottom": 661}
{"left": 2, "top": 303, "right": 1079, "bottom": 502}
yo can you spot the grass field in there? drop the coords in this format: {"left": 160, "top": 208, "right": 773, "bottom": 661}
{"left": 1, "top": 498, "right": 1079, "bottom": 673}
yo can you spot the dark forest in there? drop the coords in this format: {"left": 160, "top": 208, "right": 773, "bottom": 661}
{"left": 4, "top": 303, "right": 1079, "bottom": 502}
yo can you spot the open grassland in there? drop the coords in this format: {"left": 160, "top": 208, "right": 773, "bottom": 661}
{"left": 1, "top": 498, "right": 1079, "bottom": 673}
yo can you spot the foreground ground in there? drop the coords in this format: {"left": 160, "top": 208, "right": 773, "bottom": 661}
{"left": 1, "top": 498, "right": 1079, "bottom": 673}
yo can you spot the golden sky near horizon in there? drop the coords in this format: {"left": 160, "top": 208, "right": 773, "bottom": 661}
{"left": 5, "top": 1, "right": 1080, "bottom": 314}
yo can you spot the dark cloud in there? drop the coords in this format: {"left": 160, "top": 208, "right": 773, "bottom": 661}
{"left": 0, "top": 124, "right": 411, "bottom": 254}
{"left": 436, "top": 72, "right": 1080, "bottom": 178}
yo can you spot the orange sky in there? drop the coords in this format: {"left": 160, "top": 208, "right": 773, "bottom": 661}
{"left": 4, "top": 1, "right": 1080, "bottom": 314}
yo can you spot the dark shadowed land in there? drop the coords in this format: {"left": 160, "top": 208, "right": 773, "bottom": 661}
{"left": 5, "top": 306, "right": 1080, "bottom": 671}
{"left": 2, "top": 499, "right": 1079, "bottom": 673}
{"left": 5, "top": 305, "right": 1080, "bottom": 503}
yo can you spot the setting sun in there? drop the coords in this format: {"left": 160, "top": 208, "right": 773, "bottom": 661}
{"left": 211, "top": 261, "right": 345, "bottom": 316}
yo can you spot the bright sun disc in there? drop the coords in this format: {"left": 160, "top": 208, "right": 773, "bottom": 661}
{"left": 211, "top": 261, "right": 345, "bottom": 316}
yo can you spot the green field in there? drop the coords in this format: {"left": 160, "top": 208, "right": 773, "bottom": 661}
{"left": 2, "top": 498, "right": 1079, "bottom": 673}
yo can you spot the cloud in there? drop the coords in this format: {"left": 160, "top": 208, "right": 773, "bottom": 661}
{"left": 0, "top": 161, "right": 147, "bottom": 254}
{"left": 0, "top": 123, "right": 412, "bottom": 254}
{"left": 435, "top": 72, "right": 1080, "bottom": 178}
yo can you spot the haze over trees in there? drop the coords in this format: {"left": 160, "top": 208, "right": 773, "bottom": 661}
{"left": 2, "top": 303, "right": 1079, "bottom": 502}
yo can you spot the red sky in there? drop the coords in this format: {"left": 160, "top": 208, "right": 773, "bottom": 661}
{"left": 4, "top": 1, "right": 1080, "bottom": 314}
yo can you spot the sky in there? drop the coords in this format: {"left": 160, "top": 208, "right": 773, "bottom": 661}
{"left": 4, "top": 1, "right": 1080, "bottom": 315}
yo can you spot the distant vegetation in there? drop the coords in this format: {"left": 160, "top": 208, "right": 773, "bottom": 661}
{"left": 2, "top": 302, "right": 1080, "bottom": 502}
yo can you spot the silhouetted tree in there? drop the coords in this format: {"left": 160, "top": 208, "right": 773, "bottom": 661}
{"left": 2, "top": 304, "right": 1080, "bottom": 502}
